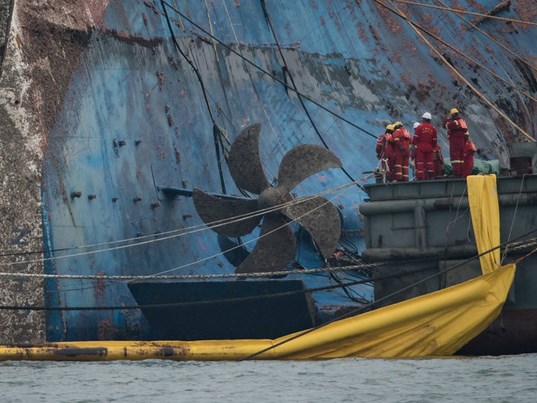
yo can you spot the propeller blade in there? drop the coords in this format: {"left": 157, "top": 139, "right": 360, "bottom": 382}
{"left": 277, "top": 145, "right": 341, "bottom": 193}
{"left": 228, "top": 123, "right": 270, "bottom": 195}
{"left": 235, "top": 214, "right": 296, "bottom": 274}
{"left": 192, "top": 189, "right": 261, "bottom": 237}
{"left": 283, "top": 196, "right": 341, "bottom": 259}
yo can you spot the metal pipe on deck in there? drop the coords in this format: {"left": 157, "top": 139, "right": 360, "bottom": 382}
{"left": 362, "top": 245, "right": 478, "bottom": 261}
{"left": 359, "top": 192, "right": 537, "bottom": 216}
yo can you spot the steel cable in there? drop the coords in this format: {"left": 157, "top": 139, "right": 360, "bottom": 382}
{"left": 433, "top": 0, "right": 537, "bottom": 75}
{"left": 392, "top": 0, "right": 537, "bottom": 27}
{"left": 0, "top": 181, "right": 357, "bottom": 269}
{"left": 377, "top": 0, "right": 535, "bottom": 142}
{"left": 160, "top": 1, "right": 378, "bottom": 139}
{"left": 385, "top": 1, "right": 537, "bottom": 106}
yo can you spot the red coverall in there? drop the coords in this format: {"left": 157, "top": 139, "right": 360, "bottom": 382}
{"left": 433, "top": 144, "right": 444, "bottom": 178}
{"left": 376, "top": 131, "right": 395, "bottom": 181}
{"left": 462, "top": 140, "right": 476, "bottom": 178}
{"left": 443, "top": 115, "right": 469, "bottom": 177}
{"left": 412, "top": 122, "right": 437, "bottom": 180}
{"left": 392, "top": 126, "right": 411, "bottom": 181}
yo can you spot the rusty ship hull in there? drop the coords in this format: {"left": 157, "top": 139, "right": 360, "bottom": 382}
{"left": 0, "top": 0, "right": 536, "bottom": 349}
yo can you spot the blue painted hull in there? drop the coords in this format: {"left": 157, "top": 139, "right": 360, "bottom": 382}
{"left": 27, "top": 0, "right": 536, "bottom": 341}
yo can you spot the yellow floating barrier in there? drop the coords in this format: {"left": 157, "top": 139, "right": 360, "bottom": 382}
{"left": 0, "top": 175, "right": 513, "bottom": 361}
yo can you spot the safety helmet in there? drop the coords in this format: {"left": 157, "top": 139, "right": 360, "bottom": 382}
{"left": 422, "top": 112, "right": 432, "bottom": 120}
{"left": 450, "top": 108, "right": 459, "bottom": 115}
{"left": 394, "top": 121, "right": 403, "bottom": 127}
{"left": 386, "top": 124, "right": 395, "bottom": 131}
{"left": 413, "top": 122, "right": 420, "bottom": 129}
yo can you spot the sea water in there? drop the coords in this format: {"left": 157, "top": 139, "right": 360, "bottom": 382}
{"left": 0, "top": 354, "right": 535, "bottom": 402}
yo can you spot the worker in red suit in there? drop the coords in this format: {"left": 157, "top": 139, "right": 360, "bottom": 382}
{"left": 433, "top": 144, "right": 444, "bottom": 178}
{"left": 462, "top": 140, "right": 477, "bottom": 178}
{"left": 391, "top": 121, "right": 411, "bottom": 182}
{"left": 411, "top": 112, "right": 437, "bottom": 180}
{"left": 443, "top": 108, "right": 469, "bottom": 178}
{"left": 376, "top": 124, "right": 395, "bottom": 182}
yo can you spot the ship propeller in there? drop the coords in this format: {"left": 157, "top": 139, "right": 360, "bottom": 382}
{"left": 193, "top": 123, "right": 342, "bottom": 274}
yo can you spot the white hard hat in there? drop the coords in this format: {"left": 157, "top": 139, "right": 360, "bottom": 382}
{"left": 422, "top": 112, "right": 432, "bottom": 120}
{"left": 413, "top": 122, "right": 420, "bottom": 129}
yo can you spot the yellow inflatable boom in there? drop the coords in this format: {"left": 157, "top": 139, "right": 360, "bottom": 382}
{"left": 0, "top": 175, "right": 514, "bottom": 361}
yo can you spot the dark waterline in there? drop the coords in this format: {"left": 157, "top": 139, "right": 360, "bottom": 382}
{"left": 1, "top": 354, "right": 536, "bottom": 402}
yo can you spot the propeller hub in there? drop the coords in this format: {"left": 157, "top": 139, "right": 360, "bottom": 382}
{"left": 258, "top": 187, "right": 293, "bottom": 212}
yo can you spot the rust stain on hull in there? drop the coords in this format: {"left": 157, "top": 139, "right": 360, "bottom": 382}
{"left": 105, "top": 29, "right": 162, "bottom": 48}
